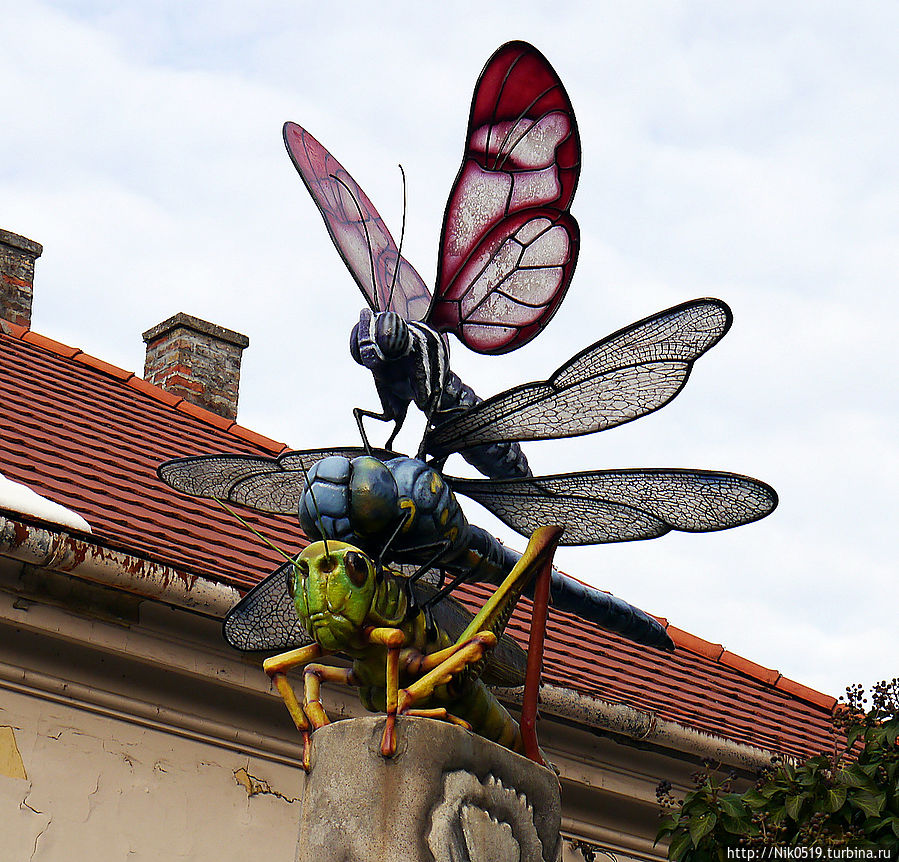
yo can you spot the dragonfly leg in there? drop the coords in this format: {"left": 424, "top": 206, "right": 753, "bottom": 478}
{"left": 353, "top": 406, "right": 403, "bottom": 454}
{"left": 396, "top": 540, "right": 452, "bottom": 625}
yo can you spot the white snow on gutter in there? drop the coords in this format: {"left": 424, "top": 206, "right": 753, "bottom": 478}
{"left": 0, "top": 473, "right": 93, "bottom": 533}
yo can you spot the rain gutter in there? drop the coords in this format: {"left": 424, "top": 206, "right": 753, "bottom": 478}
{"left": 0, "top": 512, "right": 238, "bottom": 618}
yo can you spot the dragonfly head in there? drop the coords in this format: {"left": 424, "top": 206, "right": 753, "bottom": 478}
{"left": 287, "top": 540, "right": 378, "bottom": 652}
{"left": 350, "top": 308, "right": 411, "bottom": 370}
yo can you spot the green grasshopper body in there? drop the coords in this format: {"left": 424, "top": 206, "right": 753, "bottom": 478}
{"left": 263, "top": 527, "right": 562, "bottom": 768}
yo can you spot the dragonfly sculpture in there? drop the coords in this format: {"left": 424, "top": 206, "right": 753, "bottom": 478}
{"left": 159, "top": 42, "right": 777, "bottom": 676}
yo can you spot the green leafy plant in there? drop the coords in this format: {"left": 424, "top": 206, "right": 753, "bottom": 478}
{"left": 656, "top": 679, "right": 899, "bottom": 859}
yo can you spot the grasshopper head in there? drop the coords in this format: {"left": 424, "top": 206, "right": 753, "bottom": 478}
{"left": 287, "top": 540, "right": 378, "bottom": 653}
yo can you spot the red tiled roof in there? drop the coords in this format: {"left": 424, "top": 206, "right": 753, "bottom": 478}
{"left": 0, "top": 323, "right": 838, "bottom": 760}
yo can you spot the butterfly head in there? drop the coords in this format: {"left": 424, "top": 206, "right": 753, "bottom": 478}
{"left": 350, "top": 308, "right": 411, "bottom": 371}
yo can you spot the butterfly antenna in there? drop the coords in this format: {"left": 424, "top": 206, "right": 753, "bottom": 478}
{"left": 331, "top": 173, "right": 378, "bottom": 312}
{"left": 296, "top": 459, "right": 330, "bottom": 559}
{"left": 386, "top": 163, "right": 407, "bottom": 310}
{"left": 214, "top": 498, "right": 295, "bottom": 564}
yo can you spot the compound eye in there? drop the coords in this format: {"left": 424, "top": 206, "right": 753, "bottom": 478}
{"left": 343, "top": 551, "right": 369, "bottom": 588}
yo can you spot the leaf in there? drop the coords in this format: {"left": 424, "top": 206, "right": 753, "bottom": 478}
{"left": 785, "top": 793, "right": 804, "bottom": 821}
{"left": 656, "top": 815, "right": 677, "bottom": 841}
{"left": 720, "top": 813, "right": 750, "bottom": 835}
{"left": 840, "top": 765, "right": 875, "bottom": 789}
{"left": 851, "top": 790, "right": 885, "bottom": 818}
{"left": 742, "top": 788, "right": 769, "bottom": 809}
{"left": 768, "top": 804, "right": 787, "bottom": 826}
{"left": 827, "top": 785, "right": 848, "bottom": 812}
{"left": 719, "top": 795, "right": 746, "bottom": 820}
{"left": 668, "top": 830, "right": 693, "bottom": 861}
{"left": 689, "top": 810, "right": 717, "bottom": 845}
{"left": 846, "top": 725, "right": 865, "bottom": 748}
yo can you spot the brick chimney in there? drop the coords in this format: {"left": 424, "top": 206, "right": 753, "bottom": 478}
{"left": 142, "top": 313, "right": 249, "bottom": 420}
{"left": 0, "top": 228, "right": 43, "bottom": 328}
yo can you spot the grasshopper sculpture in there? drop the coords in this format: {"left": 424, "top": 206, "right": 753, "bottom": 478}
{"left": 262, "top": 526, "right": 562, "bottom": 770}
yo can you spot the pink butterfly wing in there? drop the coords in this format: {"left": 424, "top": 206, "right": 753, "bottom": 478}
{"left": 283, "top": 122, "right": 431, "bottom": 321}
{"left": 430, "top": 42, "right": 581, "bottom": 354}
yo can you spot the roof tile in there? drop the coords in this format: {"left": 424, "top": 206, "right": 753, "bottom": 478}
{"left": 775, "top": 676, "right": 838, "bottom": 711}
{"left": 720, "top": 651, "right": 781, "bottom": 686}
{"left": 667, "top": 626, "right": 725, "bottom": 660}
{"left": 176, "top": 399, "right": 235, "bottom": 430}
{"left": 229, "top": 422, "right": 285, "bottom": 453}
{"left": 127, "top": 375, "right": 183, "bottom": 407}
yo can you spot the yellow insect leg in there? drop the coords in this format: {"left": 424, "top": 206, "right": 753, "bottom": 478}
{"left": 263, "top": 644, "right": 327, "bottom": 771}
{"left": 396, "top": 632, "right": 497, "bottom": 716}
{"left": 303, "top": 664, "right": 358, "bottom": 729}
{"left": 365, "top": 627, "right": 406, "bottom": 757}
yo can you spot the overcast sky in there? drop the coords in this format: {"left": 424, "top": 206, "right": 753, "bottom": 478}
{"left": 2, "top": 1, "right": 896, "bottom": 700}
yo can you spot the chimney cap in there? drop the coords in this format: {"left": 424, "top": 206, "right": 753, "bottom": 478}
{"left": 142, "top": 312, "right": 249, "bottom": 349}
{"left": 0, "top": 229, "right": 43, "bottom": 258}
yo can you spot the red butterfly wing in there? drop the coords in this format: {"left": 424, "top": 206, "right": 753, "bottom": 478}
{"left": 429, "top": 42, "right": 581, "bottom": 354}
{"left": 283, "top": 122, "right": 431, "bottom": 322}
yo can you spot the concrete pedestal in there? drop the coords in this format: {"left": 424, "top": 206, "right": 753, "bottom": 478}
{"left": 295, "top": 715, "right": 561, "bottom": 862}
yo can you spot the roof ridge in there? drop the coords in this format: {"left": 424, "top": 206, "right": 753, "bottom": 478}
{"left": 664, "top": 624, "right": 835, "bottom": 711}
{"left": 3, "top": 323, "right": 287, "bottom": 455}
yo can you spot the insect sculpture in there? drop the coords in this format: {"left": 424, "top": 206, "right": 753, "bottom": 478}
{"left": 261, "top": 527, "right": 561, "bottom": 770}
{"left": 158, "top": 41, "right": 778, "bottom": 753}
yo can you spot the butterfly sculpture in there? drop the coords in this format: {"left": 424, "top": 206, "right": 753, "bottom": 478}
{"left": 286, "top": 41, "right": 579, "bottom": 480}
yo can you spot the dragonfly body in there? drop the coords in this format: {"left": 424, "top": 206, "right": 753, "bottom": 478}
{"left": 157, "top": 41, "right": 779, "bottom": 680}
{"left": 288, "top": 43, "right": 580, "bottom": 480}
{"left": 299, "top": 453, "right": 674, "bottom": 650}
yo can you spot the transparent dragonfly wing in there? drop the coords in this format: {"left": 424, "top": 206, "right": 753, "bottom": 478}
{"left": 158, "top": 447, "right": 396, "bottom": 514}
{"left": 448, "top": 468, "right": 778, "bottom": 545}
{"left": 426, "top": 299, "right": 732, "bottom": 455}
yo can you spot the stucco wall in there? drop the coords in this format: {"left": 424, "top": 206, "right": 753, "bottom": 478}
{"left": 2, "top": 687, "right": 300, "bottom": 861}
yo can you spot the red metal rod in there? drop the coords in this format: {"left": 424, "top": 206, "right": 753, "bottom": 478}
{"left": 521, "top": 550, "right": 553, "bottom": 764}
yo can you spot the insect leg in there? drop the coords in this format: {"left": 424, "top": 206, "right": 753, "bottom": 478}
{"left": 263, "top": 644, "right": 330, "bottom": 771}
{"left": 353, "top": 406, "right": 400, "bottom": 455}
{"left": 365, "top": 627, "right": 406, "bottom": 756}
{"left": 417, "top": 551, "right": 494, "bottom": 623}
{"left": 395, "top": 632, "right": 498, "bottom": 717}
{"left": 398, "top": 707, "right": 471, "bottom": 730}
{"left": 396, "top": 539, "right": 454, "bottom": 625}
{"left": 303, "top": 664, "right": 359, "bottom": 729}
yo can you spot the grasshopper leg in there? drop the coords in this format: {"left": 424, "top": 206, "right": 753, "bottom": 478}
{"left": 365, "top": 626, "right": 407, "bottom": 757}
{"left": 303, "top": 664, "right": 358, "bottom": 728}
{"left": 397, "top": 632, "right": 497, "bottom": 717}
{"left": 263, "top": 644, "right": 329, "bottom": 771}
